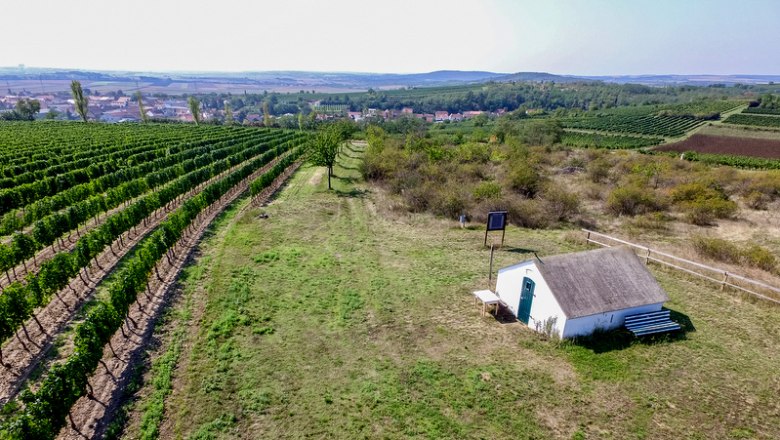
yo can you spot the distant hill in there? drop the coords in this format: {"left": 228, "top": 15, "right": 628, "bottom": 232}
{"left": 1, "top": 67, "right": 778, "bottom": 95}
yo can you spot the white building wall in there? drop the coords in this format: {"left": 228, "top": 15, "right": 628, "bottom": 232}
{"left": 495, "top": 262, "right": 567, "bottom": 337}
{"left": 562, "top": 302, "right": 664, "bottom": 338}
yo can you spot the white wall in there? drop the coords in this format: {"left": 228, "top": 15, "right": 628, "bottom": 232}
{"left": 562, "top": 302, "right": 664, "bottom": 338}
{"left": 495, "top": 262, "right": 567, "bottom": 338}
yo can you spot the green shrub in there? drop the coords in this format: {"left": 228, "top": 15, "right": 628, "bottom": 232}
{"left": 507, "top": 164, "right": 543, "bottom": 197}
{"left": 473, "top": 181, "right": 503, "bottom": 201}
{"left": 691, "top": 236, "right": 777, "bottom": 273}
{"left": 508, "top": 199, "right": 550, "bottom": 229}
{"left": 587, "top": 158, "right": 611, "bottom": 183}
{"left": 541, "top": 185, "right": 580, "bottom": 222}
{"left": 430, "top": 187, "right": 470, "bottom": 218}
{"left": 691, "top": 236, "right": 742, "bottom": 265}
{"left": 744, "top": 190, "right": 771, "bottom": 210}
{"left": 606, "top": 186, "right": 664, "bottom": 216}
{"left": 670, "top": 181, "right": 737, "bottom": 224}
{"left": 670, "top": 181, "right": 727, "bottom": 203}
{"left": 743, "top": 173, "right": 780, "bottom": 204}
{"left": 455, "top": 142, "right": 491, "bottom": 163}
{"left": 679, "top": 198, "right": 737, "bottom": 225}
{"left": 361, "top": 143, "right": 405, "bottom": 181}
{"left": 741, "top": 245, "right": 778, "bottom": 273}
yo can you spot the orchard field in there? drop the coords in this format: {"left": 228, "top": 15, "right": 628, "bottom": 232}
{"left": 0, "top": 121, "right": 309, "bottom": 439}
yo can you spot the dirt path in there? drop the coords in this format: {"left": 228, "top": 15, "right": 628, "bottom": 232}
{"left": 56, "top": 159, "right": 300, "bottom": 440}
{"left": 0, "top": 155, "right": 285, "bottom": 404}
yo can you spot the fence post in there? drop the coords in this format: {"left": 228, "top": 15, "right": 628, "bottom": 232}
{"left": 645, "top": 248, "right": 651, "bottom": 265}
{"left": 586, "top": 231, "right": 591, "bottom": 243}
{"left": 721, "top": 272, "right": 728, "bottom": 291}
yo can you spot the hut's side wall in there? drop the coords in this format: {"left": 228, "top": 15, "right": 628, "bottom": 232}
{"left": 562, "top": 302, "right": 664, "bottom": 338}
{"left": 496, "top": 262, "right": 566, "bottom": 337}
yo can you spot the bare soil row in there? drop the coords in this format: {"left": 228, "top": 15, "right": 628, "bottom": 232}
{"left": 655, "top": 134, "right": 780, "bottom": 158}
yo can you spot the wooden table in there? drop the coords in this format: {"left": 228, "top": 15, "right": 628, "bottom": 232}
{"left": 473, "top": 289, "right": 501, "bottom": 316}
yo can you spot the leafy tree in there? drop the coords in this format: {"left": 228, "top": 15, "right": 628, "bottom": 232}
{"left": 70, "top": 80, "right": 89, "bottom": 122}
{"left": 15, "top": 99, "right": 40, "bottom": 120}
{"left": 309, "top": 126, "right": 343, "bottom": 190}
{"left": 44, "top": 109, "right": 61, "bottom": 120}
{"left": 188, "top": 97, "right": 201, "bottom": 124}
{"left": 473, "top": 112, "right": 489, "bottom": 126}
{"left": 136, "top": 92, "right": 148, "bottom": 122}
{"left": 520, "top": 119, "right": 563, "bottom": 146}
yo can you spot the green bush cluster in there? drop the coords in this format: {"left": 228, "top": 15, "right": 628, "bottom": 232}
{"left": 606, "top": 185, "right": 665, "bottom": 216}
{"left": 692, "top": 236, "right": 778, "bottom": 274}
{"left": 670, "top": 182, "right": 737, "bottom": 225}
{"left": 361, "top": 125, "right": 583, "bottom": 228}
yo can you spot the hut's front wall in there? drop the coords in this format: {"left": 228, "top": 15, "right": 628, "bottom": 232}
{"left": 562, "top": 302, "right": 664, "bottom": 338}
{"left": 495, "top": 262, "right": 566, "bottom": 337}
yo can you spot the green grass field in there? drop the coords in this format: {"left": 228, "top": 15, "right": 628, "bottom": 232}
{"left": 121, "top": 144, "right": 780, "bottom": 440}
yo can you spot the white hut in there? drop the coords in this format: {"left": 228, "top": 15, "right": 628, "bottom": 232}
{"left": 494, "top": 246, "right": 670, "bottom": 338}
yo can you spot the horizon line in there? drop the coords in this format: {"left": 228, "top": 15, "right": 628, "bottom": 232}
{"left": 2, "top": 65, "right": 780, "bottom": 78}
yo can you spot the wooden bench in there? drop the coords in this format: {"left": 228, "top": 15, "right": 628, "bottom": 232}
{"left": 625, "top": 309, "right": 681, "bottom": 336}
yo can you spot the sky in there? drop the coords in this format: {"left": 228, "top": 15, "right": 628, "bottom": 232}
{"left": 3, "top": 0, "right": 779, "bottom": 75}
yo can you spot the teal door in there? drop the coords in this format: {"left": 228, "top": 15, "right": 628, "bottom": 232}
{"left": 518, "top": 277, "right": 535, "bottom": 324}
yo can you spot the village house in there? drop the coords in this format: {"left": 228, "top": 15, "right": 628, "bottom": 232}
{"left": 434, "top": 111, "right": 449, "bottom": 122}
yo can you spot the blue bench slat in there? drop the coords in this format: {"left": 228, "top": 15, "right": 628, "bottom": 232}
{"left": 629, "top": 322, "right": 680, "bottom": 332}
{"left": 624, "top": 309, "right": 680, "bottom": 336}
{"left": 633, "top": 325, "right": 681, "bottom": 336}
{"left": 626, "top": 317, "right": 674, "bottom": 328}
{"left": 630, "top": 323, "right": 680, "bottom": 335}
{"left": 626, "top": 317, "right": 673, "bottom": 326}
{"left": 626, "top": 318, "right": 672, "bottom": 328}
{"left": 625, "top": 311, "right": 670, "bottom": 322}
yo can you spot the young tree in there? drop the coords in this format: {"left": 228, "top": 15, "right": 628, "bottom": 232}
{"left": 70, "top": 80, "right": 89, "bottom": 122}
{"left": 309, "top": 126, "right": 343, "bottom": 190}
{"left": 263, "top": 101, "right": 272, "bottom": 127}
{"left": 136, "top": 92, "right": 148, "bottom": 122}
{"left": 224, "top": 101, "right": 234, "bottom": 125}
{"left": 188, "top": 97, "right": 201, "bottom": 124}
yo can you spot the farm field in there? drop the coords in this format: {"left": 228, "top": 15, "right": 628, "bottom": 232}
{"left": 113, "top": 146, "right": 780, "bottom": 440}
{"left": 654, "top": 134, "right": 780, "bottom": 159}
{"left": 562, "top": 114, "right": 706, "bottom": 137}
{"left": 559, "top": 101, "right": 745, "bottom": 139}
{"left": 561, "top": 131, "right": 662, "bottom": 149}
{"left": 724, "top": 114, "right": 780, "bottom": 129}
{"left": 0, "top": 122, "right": 310, "bottom": 439}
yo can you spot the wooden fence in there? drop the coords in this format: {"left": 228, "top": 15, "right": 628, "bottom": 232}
{"left": 583, "top": 229, "right": 780, "bottom": 305}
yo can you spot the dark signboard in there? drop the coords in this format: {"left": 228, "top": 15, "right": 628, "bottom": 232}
{"left": 484, "top": 211, "right": 508, "bottom": 246}
{"left": 487, "top": 211, "right": 507, "bottom": 231}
